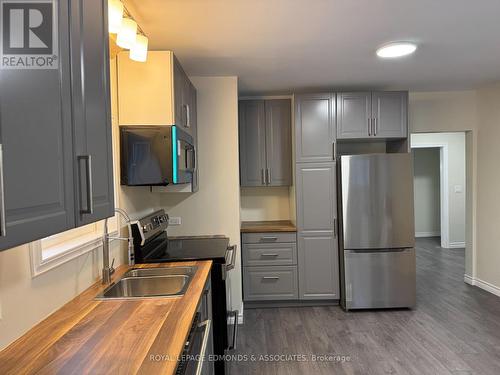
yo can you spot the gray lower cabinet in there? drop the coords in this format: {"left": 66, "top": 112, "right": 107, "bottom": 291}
{"left": 239, "top": 99, "right": 291, "bottom": 186}
{"left": 196, "top": 276, "right": 214, "bottom": 375}
{"left": 242, "top": 232, "right": 298, "bottom": 301}
{"left": 336, "top": 91, "right": 408, "bottom": 140}
{"left": 70, "top": 0, "right": 114, "bottom": 226}
{"left": 294, "top": 93, "right": 336, "bottom": 163}
{"left": 295, "top": 162, "right": 339, "bottom": 300}
{"left": 0, "top": 0, "right": 114, "bottom": 251}
{"left": 243, "top": 266, "right": 298, "bottom": 301}
{"left": 298, "top": 233, "right": 339, "bottom": 299}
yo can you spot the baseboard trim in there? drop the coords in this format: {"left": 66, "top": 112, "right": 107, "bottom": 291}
{"left": 415, "top": 231, "right": 440, "bottom": 238}
{"left": 464, "top": 275, "right": 500, "bottom": 297}
{"left": 449, "top": 242, "right": 466, "bottom": 249}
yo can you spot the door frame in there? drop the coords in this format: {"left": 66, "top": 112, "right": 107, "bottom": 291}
{"left": 411, "top": 143, "right": 450, "bottom": 249}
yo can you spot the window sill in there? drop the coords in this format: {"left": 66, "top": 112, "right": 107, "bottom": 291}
{"left": 29, "top": 229, "right": 118, "bottom": 278}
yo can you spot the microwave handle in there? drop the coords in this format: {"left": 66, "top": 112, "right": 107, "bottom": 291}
{"left": 185, "top": 146, "right": 196, "bottom": 171}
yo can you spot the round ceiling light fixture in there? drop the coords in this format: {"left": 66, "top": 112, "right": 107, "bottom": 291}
{"left": 376, "top": 42, "right": 417, "bottom": 58}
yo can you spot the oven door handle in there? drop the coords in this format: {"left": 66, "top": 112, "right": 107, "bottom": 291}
{"left": 227, "top": 310, "right": 238, "bottom": 351}
{"left": 195, "top": 319, "right": 212, "bottom": 375}
{"left": 225, "top": 245, "right": 237, "bottom": 271}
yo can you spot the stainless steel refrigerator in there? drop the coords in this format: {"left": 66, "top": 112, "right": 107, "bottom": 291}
{"left": 338, "top": 153, "right": 416, "bottom": 310}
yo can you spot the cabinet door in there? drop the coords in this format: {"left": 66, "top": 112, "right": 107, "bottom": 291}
{"left": 239, "top": 100, "right": 267, "bottom": 186}
{"left": 265, "top": 99, "right": 292, "bottom": 186}
{"left": 296, "top": 162, "right": 337, "bottom": 234}
{"left": 173, "top": 57, "right": 185, "bottom": 128}
{"left": 336, "top": 92, "right": 371, "bottom": 139}
{"left": 372, "top": 91, "right": 408, "bottom": 138}
{"left": 189, "top": 82, "right": 199, "bottom": 192}
{"left": 70, "top": 0, "right": 115, "bottom": 226}
{"left": 0, "top": 0, "right": 75, "bottom": 250}
{"left": 295, "top": 94, "right": 335, "bottom": 163}
{"left": 298, "top": 233, "right": 339, "bottom": 299}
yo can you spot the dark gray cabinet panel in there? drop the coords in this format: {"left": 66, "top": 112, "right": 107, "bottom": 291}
{"left": 243, "top": 266, "right": 298, "bottom": 301}
{"left": 295, "top": 93, "right": 335, "bottom": 163}
{"left": 70, "top": 0, "right": 114, "bottom": 226}
{"left": 189, "top": 82, "right": 199, "bottom": 192}
{"left": 295, "top": 162, "right": 337, "bottom": 234}
{"left": 173, "top": 56, "right": 197, "bottom": 138}
{"left": 173, "top": 57, "right": 184, "bottom": 129}
{"left": 372, "top": 91, "right": 408, "bottom": 138}
{"left": 0, "top": 0, "right": 75, "bottom": 249}
{"left": 336, "top": 92, "right": 371, "bottom": 139}
{"left": 298, "top": 233, "right": 339, "bottom": 300}
{"left": 265, "top": 100, "right": 292, "bottom": 186}
{"left": 239, "top": 100, "right": 267, "bottom": 186}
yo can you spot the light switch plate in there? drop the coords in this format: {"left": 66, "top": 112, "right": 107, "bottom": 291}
{"left": 169, "top": 217, "right": 181, "bottom": 226}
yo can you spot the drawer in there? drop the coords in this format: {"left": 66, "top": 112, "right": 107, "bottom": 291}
{"left": 243, "top": 266, "right": 298, "bottom": 301}
{"left": 242, "top": 243, "right": 297, "bottom": 266}
{"left": 242, "top": 232, "right": 296, "bottom": 244}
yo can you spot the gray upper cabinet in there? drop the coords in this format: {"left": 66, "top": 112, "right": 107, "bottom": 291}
{"left": 372, "top": 91, "right": 408, "bottom": 138}
{"left": 336, "top": 91, "right": 408, "bottom": 140}
{"left": 295, "top": 93, "right": 336, "bottom": 163}
{"left": 174, "top": 56, "right": 196, "bottom": 137}
{"left": 0, "top": 0, "right": 75, "bottom": 250}
{"left": 239, "top": 99, "right": 292, "bottom": 187}
{"left": 239, "top": 100, "right": 267, "bottom": 186}
{"left": 265, "top": 100, "right": 292, "bottom": 186}
{"left": 0, "top": 0, "right": 114, "bottom": 251}
{"left": 336, "top": 92, "right": 371, "bottom": 139}
{"left": 295, "top": 163, "right": 337, "bottom": 234}
{"left": 70, "top": 0, "right": 114, "bottom": 226}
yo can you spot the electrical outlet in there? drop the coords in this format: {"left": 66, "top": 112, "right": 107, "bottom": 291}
{"left": 169, "top": 217, "right": 182, "bottom": 226}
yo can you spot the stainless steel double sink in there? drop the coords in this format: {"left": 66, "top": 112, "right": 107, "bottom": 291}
{"left": 96, "top": 266, "right": 197, "bottom": 300}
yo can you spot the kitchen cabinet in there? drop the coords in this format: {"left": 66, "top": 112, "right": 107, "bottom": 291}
{"left": 197, "top": 276, "right": 214, "bottom": 375}
{"left": 0, "top": 0, "right": 114, "bottom": 251}
{"left": 295, "top": 162, "right": 339, "bottom": 300}
{"left": 336, "top": 91, "right": 407, "bottom": 139}
{"left": 242, "top": 231, "right": 298, "bottom": 301}
{"left": 294, "top": 93, "right": 336, "bottom": 163}
{"left": 117, "top": 51, "right": 197, "bottom": 138}
{"left": 239, "top": 99, "right": 292, "bottom": 186}
{"left": 298, "top": 233, "right": 339, "bottom": 299}
{"left": 70, "top": 0, "right": 115, "bottom": 226}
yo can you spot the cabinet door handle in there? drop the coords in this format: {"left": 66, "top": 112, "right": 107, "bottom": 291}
{"left": 261, "top": 253, "right": 279, "bottom": 257}
{"left": 261, "top": 169, "right": 265, "bottom": 185}
{"left": 374, "top": 117, "right": 378, "bottom": 136}
{"left": 265, "top": 168, "right": 270, "bottom": 185}
{"left": 262, "top": 276, "right": 280, "bottom": 280}
{"left": 333, "top": 142, "right": 336, "bottom": 161}
{"left": 185, "top": 104, "right": 191, "bottom": 128}
{"left": 368, "top": 118, "right": 372, "bottom": 136}
{"left": 78, "top": 155, "right": 93, "bottom": 215}
{"left": 261, "top": 236, "right": 278, "bottom": 242}
{"left": 333, "top": 218, "right": 337, "bottom": 238}
{"left": 0, "top": 145, "right": 6, "bottom": 236}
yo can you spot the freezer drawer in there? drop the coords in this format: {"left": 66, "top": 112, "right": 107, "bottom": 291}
{"left": 342, "top": 248, "right": 416, "bottom": 310}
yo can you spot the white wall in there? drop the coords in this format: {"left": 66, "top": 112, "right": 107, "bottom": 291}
{"left": 159, "top": 77, "right": 243, "bottom": 314}
{"left": 413, "top": 148, "right": 441, "bottom": 237}
{"left": 411, "top": 133, "right": 466, "bottom": 248}
{"left": 240, "top": 187, "right": 292, "bottom": 221}
{"left": 0, "top": 57, "right": 157, "bottom": 350}
{"left": 475, "top": 83, "right": 500, "bottom": 293}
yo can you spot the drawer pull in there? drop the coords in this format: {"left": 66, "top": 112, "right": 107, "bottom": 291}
{"left": 261, "top": 253, "right": 279, "bottom": 257}
{"left": 262, "top": 276, "right": 280, "bottom": 280}
{"left": 260, "top": 236, "right": 278, "bottom": 242}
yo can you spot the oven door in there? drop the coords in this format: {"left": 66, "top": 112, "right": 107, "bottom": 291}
{"left": 173, "top": 126, "right": 196, "bottom": 184}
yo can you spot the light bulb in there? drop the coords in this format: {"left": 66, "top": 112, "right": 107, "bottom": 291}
{"left": 116, "top": 18, "right": 137, "bottom": 49}
{"left": 130, "top": 34, "right": 148, "bottom": 62}
{"left": 108, "top": 0, "right": 123, "bottom": 34}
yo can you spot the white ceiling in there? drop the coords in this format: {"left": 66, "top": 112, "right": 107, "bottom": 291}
{"left": 127, "top": 0, "right": 500, "bottom": 95}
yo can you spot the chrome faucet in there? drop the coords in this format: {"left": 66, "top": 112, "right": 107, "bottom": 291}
{"left": 102, "top": 208, "right": 134, "bottom": 284}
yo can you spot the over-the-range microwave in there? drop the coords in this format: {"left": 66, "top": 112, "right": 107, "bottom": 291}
{"left": 120, "top": 125, "right": 195, "bottom": 186}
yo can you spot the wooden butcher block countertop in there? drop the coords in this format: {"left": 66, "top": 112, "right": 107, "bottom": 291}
{"left": 240, "top": 220, "right": 296, "bottom": 233}
{"left": 0, "top": 260, "right": 212, "bottom": 375}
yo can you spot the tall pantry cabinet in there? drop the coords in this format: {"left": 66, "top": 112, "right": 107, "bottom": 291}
{"left": 294, "top": 94, "right": 340, "bottom": 300}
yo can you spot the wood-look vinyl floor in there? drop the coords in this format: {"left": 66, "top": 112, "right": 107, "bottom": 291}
{"left": 228, "top": 238, "right": 500, "bottom": 375}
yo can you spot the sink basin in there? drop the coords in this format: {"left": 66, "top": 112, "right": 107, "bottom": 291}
{"left": 97, "top": 266, "right": 197, "bottom": 300}
{"left": 124, "top": 266, "right": 197, "bottom": 278}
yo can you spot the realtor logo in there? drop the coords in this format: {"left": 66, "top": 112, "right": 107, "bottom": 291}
{"left": 0, "top": 0, "right": 58, "bottom": 69}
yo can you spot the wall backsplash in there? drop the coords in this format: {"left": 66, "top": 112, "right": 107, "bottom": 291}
{"left": 240, "top": 187, "right": 293, "bottom": 221}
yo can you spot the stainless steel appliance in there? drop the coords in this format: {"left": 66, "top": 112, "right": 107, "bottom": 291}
{"left": 338, "top": 153, "right": 416, "bottom": 310}
{"left": 176, "top": 313, "right": 213, "bottom": 375}
{"left": 130, "top": 210, "right": 237, "bottom": 375}
{"left": 120, "top": 125, "right": 195, "bottom": 186}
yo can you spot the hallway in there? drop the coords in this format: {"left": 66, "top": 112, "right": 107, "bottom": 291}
{"left": 228, "top": 238, "right": 500, "bottom": 375}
